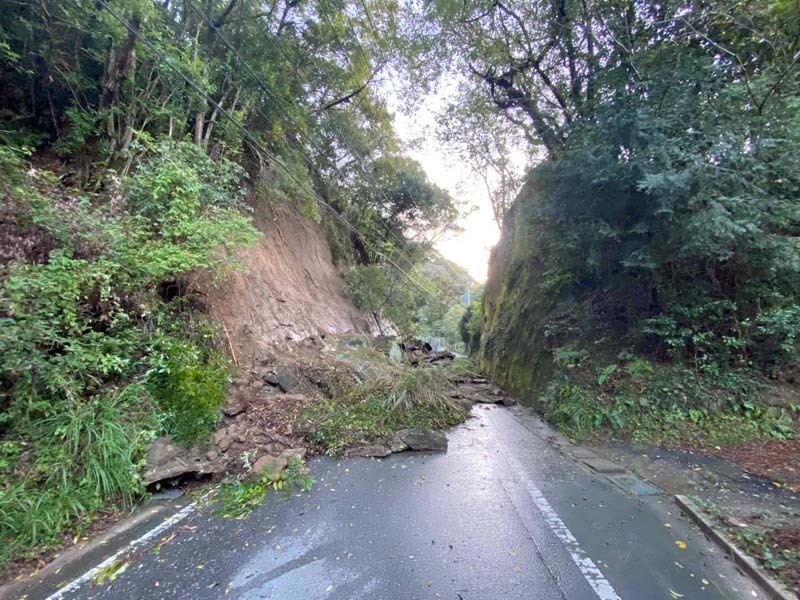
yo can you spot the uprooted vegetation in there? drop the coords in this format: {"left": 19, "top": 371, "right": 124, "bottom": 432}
{"left": 301, "top": 362, "right": 468, "bottom": 455}
{"left": 213, "top": 457, "right": 314, "bottom": 520}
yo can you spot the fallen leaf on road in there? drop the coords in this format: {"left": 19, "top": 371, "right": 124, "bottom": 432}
{"left": 675, "top": 540, "right": 687, "bottom": 549}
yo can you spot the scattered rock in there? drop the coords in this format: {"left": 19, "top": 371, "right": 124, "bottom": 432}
{"left": 345, "top": 445, "right": 392, "bottom": 458}
{"left": 396, "top": 428, "right": 448, "bottom": 452}
{"left": 223, "top": 399, "right": 245, "bottom": 417}
{"left": 234, "top": 427, "right": 248, "bottom": 443}
{"left": 472, "top": 396, "right": 499, "bottom": 404}
{"left": 250, "top": 455, "right": 288, "bottom": 481}
{"left": 279, "top": 447, "right": 307, "bottom": 462}
{"left": 400, "top": 339, "right": 433, "bottom": 353}
{"left": 262, "top": 372, "right": 280, "bottom": 387}
{"left": 142, "top": 437, "right": 224, "bottom": 484}
{"left": 217, "top": 433, "right": 231, "bottom": 452}
{"left": 387, "top": 434, "right": 409, "bottom": 453}
{"left": 263, "top": 367, "right": 300, "bottom": 393}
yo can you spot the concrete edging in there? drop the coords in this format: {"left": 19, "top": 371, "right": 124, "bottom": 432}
{"left": 675, "top": 494, "right": 797, "bottom": 600}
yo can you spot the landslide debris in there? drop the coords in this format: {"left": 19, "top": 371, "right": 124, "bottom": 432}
{"left": 142, "top": 335, "right": 516, "bottom": 484}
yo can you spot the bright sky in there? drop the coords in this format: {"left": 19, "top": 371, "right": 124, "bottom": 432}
{"left": 388, "top": 91, "right": 501, "bottom": 283}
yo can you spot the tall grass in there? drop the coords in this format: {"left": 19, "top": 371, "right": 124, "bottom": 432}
{"left": 0, "top": 395, "right": 150, "bottom": 566}
{"left": 382, "top": 366, "right": 456, "bottom": 411}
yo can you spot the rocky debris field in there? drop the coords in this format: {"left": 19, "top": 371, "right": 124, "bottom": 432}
{"left": 141, "top": 335, "right": 513, "bottom": 487}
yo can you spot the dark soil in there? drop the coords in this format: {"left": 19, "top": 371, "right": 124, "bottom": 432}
{"left": 765, "top": 528, "right": 800, "bottom": 591}
{"left": 715, "top": 438, "right": 800, "bottom": 491}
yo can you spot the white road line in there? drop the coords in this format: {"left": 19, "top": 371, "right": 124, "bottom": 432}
{"left": 489, "top": 413, "right": 622, "bottom": 600}
{"left": 45, "top": 490, "right": 215, "bottom": 600}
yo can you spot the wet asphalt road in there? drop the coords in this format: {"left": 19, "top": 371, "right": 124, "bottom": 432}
{"left": 32, "top": 405, "right": 762, "bottom": 600}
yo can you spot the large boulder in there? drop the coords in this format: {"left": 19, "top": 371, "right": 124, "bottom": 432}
{"left": 142, "top": 437, "right": 225, "bottom": 484}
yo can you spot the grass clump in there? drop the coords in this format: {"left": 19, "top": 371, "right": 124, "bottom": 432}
{"left": 383, "top": 366, "right": 451, "bottom": 410}
{"left": 301, "top": 365, "right": 466, "bottom": 455}
{"left": 214, "top": 458, "right": 314, "bottom": 519}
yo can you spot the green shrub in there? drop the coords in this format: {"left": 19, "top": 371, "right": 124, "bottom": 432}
{"left": 148, "top": 340, "right": 229, "bottom": 443}
{"left": 0, "top": 142, "right": 258, "bottom": 568}
{"left": 544, "top": 381, "right": 600, "bottom": 436}
{"left": 543, "top": 359, "right": 795, "bottom": 446}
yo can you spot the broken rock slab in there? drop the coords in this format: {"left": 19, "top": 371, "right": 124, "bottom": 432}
{"left": 345, "top": 445, "right": 392, "bottom": 458}
{"left": 396, "top": 428, "right": 448, "bottom": 452}
{"left": 222, "top": 399, "right": 246, "bottom": 417}
{"left": 142, "top": 437, "right": 225, "bottom": 485}
{"left": 250, "top": 455, "right": 289, "bottom": 481}
{"left": 263, "top": 368, "right": 300, "bottom": 393}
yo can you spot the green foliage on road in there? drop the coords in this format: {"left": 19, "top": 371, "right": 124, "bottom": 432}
{"left": 215, "top": 458, "right": 314, "bottom": 520}
{"left": 302, "top": 364, "right": 466, "bottom": 455}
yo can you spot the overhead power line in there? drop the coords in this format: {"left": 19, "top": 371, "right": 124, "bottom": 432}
{"left": 181, "top": 0, "right": 459, "bottom": 303}
{"left": 210, "top": 0, "right": 452, "bottom": 287}
{"left": 95, "top": 0, "right": 454, "bottom": 308}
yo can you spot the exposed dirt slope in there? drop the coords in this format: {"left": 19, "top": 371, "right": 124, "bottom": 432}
{"left": 206, "top": 200, "right": 378, "bottom": 361}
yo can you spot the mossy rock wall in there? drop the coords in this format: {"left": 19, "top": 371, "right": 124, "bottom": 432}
{"left": 479, "top": 199, "right": 547, "bottom": 404}
{"left": 479, "top": 189, "right": 593, "bottom": 405}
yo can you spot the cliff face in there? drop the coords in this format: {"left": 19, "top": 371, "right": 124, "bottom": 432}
{"left": 478, "top": 186, "right": 595, "bottom": 405}
{"left": 479, "top": 199, "right": 549, "bottom": 402}
{"left": 205, "top": 198, "right": 378, "bottom": 362}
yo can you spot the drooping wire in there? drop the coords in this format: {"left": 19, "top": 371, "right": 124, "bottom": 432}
{"left": 95, "top": 0, "right": 455, "bottom": 308}
{"left": 195, "top": 0, "right": 457, "bottom": 293}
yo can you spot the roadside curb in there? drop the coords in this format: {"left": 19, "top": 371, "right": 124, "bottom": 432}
{"left": 675, "top": 495, "right": 797, "bottom": 600}
{"left": 0, "top": 492, "right": 201, "bottom": 600}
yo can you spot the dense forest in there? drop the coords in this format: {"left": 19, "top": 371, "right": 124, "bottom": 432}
{"left": 1, "top": 0, "right": 799, "bottom": 578}
{"left": 421, "top": 0, "right": 800, "bottom": 441}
